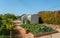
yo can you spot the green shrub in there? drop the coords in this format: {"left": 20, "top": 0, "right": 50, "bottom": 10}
{"left": 0, "top": 35, "right": 10, "bottom": 38}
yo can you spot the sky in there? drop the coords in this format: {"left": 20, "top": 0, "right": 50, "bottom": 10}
{"left": 0, "top": 0, "right": 60, "bottom": 16}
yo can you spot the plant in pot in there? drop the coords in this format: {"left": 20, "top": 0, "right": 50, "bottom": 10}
{"left": 24, "top": 29, "right": 29, "bottom": 34}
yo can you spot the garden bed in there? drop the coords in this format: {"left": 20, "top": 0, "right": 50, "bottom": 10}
{"left": 21, "top": 24, "right": 58, "bottom": 36}
{"left": 34, "top": 30, "right": 58, "bottom": 37}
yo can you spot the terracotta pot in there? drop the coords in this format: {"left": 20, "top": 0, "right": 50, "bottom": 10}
{"left": 24, "top": 29, "right": 29, "bottom": 34}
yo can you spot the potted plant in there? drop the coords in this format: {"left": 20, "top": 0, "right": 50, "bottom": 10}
{"left": 24, "top": 29, "right": 29, "bottom": 34}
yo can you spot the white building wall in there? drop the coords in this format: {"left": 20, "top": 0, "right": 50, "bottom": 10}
{"left": 21, "top": 14, "right": 39, "bottom": 24}
{"left": 27, "top": 14, "right": 31, "bottom": 23}
{"left": 31, "top": 14, "right": 39, "bottom": 24}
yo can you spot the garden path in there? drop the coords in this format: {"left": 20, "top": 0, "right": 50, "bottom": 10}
{"left": 14, "top": 25, "right": 34, "bottom": 38}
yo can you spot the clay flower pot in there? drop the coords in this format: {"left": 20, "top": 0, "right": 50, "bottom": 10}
{"left": 24, "top": 29, "right": 29, "bottom": 34}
